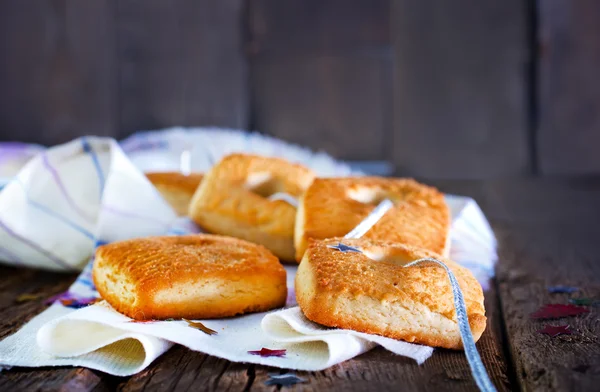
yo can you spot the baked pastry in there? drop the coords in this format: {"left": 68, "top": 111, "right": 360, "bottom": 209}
{"left": 295, "top": 238, "right": 486, "bottom": 349}
{"left": 146, "top": 172, "right": 203, "bottom": 216}
{"left": 93, "top": 234, "right": 287, "bottom": 320}
{"left": 189, "top": 154, "right": 315, "bottom": 262}
{"left": 294, "top": 177, "right": 450, "bottom": 261}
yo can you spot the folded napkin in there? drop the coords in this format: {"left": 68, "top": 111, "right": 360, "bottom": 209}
{"left": 0, "top": 130, "right": 496, "bottom": 375}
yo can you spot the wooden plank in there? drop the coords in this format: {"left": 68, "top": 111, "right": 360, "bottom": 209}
{"left": 391, "top": 1, "right": 530, "bottom": 179}
{"left": 118, "top": 284, "right": 511, "bottom": 391}
{"left": 0, "top": 180, "right": 515, "bottom": 391}
{"left": 433, "top": 177, "right": 600, "bottom": 390}
{"left": 432, "top": 177, "right": 600, "bottom": 225}
{"left": 248, "top": 0, "right": 393, "bottom": 161}
{"left": 0, "top": 0, "right": 117, "bottom": 145}
{"left": 459, "top": 177, "right": 600, "bottom": 391}
{"left": 250, "top": 52, "right": 392, "bottom": 160}
{"left": 496, "top": 224, "right": 600, "bottom": 391}
{"left": 537, "top": 0, "right": 600, "bottom": 175}
{"left": 0, "top": 266, "right": 118, "bottom": 392}
{"left": 247, "top": 0, "right": 390, "bottom": 54}
{"left": 0, "top": 367, "right": 113, "bottom": 392}
{"left": 117, "top": 346, "right": 253, "bottom": 391}
{"left": 0, "top": 267, "right": 74, "bottom": 339}
{"left": 117, "top": 0, "right": 248, "bottom": 137}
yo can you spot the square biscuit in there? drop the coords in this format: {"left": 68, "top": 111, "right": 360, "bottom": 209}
{"left": 295, "top": 177, "right": 450, "bottom": 261}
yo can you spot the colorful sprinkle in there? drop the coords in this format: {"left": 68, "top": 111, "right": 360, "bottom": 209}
{"left": 327, "top": 243, "right": 362, "bottom": 253}
{"left": 537, "top": 325, "right": 573, "bottom": 337}
{"left": 58, "top": 297, "right": 100, "bottom": 309}
{"left": 531, "top": 304, "right": 590, "bottom": 320}
{"left": 264, "top": 373, "right": 306, "bottom": 386}
{"left": 569, "top": 298, "right": 600, "bottom": 306}
{"left": 548, "top": 286, "right": 579, "bottom": 294}
{"left": 46, "top": 292, "right": 100, "bottom": 309}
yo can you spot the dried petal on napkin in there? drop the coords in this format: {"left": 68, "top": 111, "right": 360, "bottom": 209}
{"left": 45, "top": 292, "right": 100, "bottom": 309}
{"left": 248, "top": 348, "right": 286, "bottom": 357}
{"left": 326, "top": 243, "right": 362, "bottom": 253}
{"left": 58, "top": 298, "right": 101, "bottom": 309}
{"left": 183, "top": 319, "right": 218, "bottom": 335}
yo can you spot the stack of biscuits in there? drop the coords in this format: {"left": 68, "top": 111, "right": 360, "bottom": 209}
{"left": 93, "top": 153, "right": 486, "bottom": 349}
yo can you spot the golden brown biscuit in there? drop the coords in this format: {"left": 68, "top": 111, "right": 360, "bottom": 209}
{"left": 189, "top": 154, "right": 315, "bottom": 262}
{"left": 294, "top": 177, "right": 450, "bottom": 261}
{"left": 146, "top": 172, "right": 204, "bottom": 216}
{"left": 295, "top": 238, "right": 486, "bottom": 349}
{"left": 93, "top": 234, "right": 287, "bottom": 320}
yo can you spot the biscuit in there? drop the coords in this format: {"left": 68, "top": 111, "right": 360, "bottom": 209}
{"left": 189, "top": 154, "right": 315, "bottom": 262}
{"left": 146, "top": 172, "right": 203, "bottom": 216}
{"left": 93, "top": 234, "right": 287, "bottom": 320}
{"left": 294, "top": 177, "right": 450, "bottom": 261}
{"left": 295, "top": 238, "right": 486, "bottom": 349}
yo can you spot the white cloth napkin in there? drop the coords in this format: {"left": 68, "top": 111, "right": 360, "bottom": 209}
{"left": 0, "top": 131, "right": 496, "bottom": 375}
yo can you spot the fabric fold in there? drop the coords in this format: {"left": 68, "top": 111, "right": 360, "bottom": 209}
{"left": 0, "top": 130, "right": 497, "bottom": 376}
{"left": 32, "top": 289, "right": 433, "bottom": 373}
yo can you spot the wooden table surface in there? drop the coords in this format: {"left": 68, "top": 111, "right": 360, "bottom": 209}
{"left": 1, "top": 178, "right": 599, "bottom": 391}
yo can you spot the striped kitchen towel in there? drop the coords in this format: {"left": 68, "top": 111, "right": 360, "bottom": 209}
{"left": 0, "top": 129, "right": 497, "bottom": 376}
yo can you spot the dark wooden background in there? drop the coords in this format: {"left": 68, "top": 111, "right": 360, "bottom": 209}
{"left": 1, "top": 0, "right": 598, "bottom": 179}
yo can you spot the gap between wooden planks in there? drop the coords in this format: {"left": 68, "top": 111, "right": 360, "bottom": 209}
{"left": 5, "top": 177, "right": 600, "bottom": 391}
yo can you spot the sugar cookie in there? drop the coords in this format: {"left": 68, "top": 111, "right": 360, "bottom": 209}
{"left": 93, "top": 234, "right": 287, "bottom": 320}
{"left": 295, "top": 238, "right": 486, "bottom": 349}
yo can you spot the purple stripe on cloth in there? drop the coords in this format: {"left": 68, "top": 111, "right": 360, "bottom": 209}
{"left": 0, "top": 219, "right": 73, "bottom": 270}
{"left": 102, "top": 204, "right": 171, "bottom": 227}
{"left": 81, "top": 138, "right": 105, "bottom": 198}
{"left": 41, "top": 153, "right": 92, "bottom": 222}
{"left": 13, "top": 179, "right": 95, "bottom": 240}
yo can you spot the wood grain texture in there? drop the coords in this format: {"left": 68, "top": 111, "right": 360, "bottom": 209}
{"left": 0, "top": 267, "right": 73, "bottom": 340}
{"left": 0, "top": 0, "right": 117, "bottom": 145}
{"left": 537, "top": 0, "right": 600, "bottom": 175}
{"left": 248, "top": 0, "right": 392, "bottom": 161}
{"left": 0, "top": 266, "right": 117, "bottom": 392}
{"left": 247, "top": 0, "right": 389, "bottom": 54}
{"left": 117, "top": 284, "right": 510, "bottom": 391}
{"left": 392, "top": 1, "right": 530, "bottom": 179}
{"left": 0, "top": 207, "right": 512, "bottom": 391}
{"left": 117, "top": 0, "right": 248, "bottom": 137}
{"left": 492, "top": 178, "right": 600, "bottom": 391}
{"left": 496, "top": 225, "right": 600, "bottom": 391}
{"left": 5, "top": 178, "right": 600, "bottom": 391}
{"left": 435, "top": 177, "right": 600, "bottom": 391}
{"left": 250, "top": 52, "right": 392, "bottom": 160}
